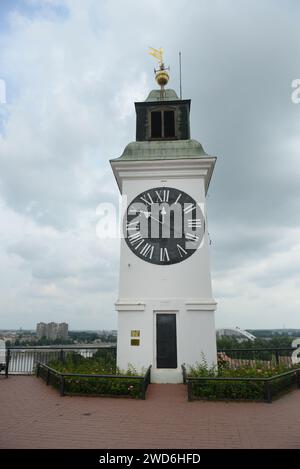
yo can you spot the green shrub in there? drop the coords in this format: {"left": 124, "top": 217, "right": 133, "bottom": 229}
{"left": 191, "top": 379, "right": 265, "bottom": 401}
{"left": 64, "top": 377, "right": 143, "bottom": 399}
{"left": 187, "top": 361, "right": 300, "bottom": 401}
{"left": 41, "top": 356, "right": 146, "bottom": 399}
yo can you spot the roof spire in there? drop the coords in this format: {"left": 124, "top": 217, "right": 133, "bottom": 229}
{"left": 148, "top": 47, "right": 170, "bottom": 100}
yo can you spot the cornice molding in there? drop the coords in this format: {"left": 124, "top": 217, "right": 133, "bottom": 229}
{"left": 110, "top": 157, "right": 216, "bottom": 195}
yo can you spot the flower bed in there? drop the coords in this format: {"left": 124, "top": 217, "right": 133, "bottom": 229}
{"left": 36, "top": 354, "right": 151, "bottom": 399}
{"left": 183, "top": 362, "right": 300, "bottom": 403}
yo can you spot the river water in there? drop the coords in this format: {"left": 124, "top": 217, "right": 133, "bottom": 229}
{"left": 7, "top": 349, "right": 98, "bottom": 374}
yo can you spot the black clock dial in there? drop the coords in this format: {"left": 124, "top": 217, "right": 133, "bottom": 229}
{"left": 124, "top": 187, "right": 205, "bottom": 265}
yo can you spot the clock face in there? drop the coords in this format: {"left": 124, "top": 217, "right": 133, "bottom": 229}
{"left": 124, "top": 186, "right": 205, "bottom": 265}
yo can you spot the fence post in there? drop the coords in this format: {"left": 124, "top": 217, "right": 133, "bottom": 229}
{"left": 265, "top": 381, "right": 272, "bottom": 403}
{"left": 182, "top": 364, "right": 187, "bottom": 385}
{"left": 275, "top": 350, "right": 280, "bottom": 366}
{"left": 296, "top": 370, "right": 300, "bottom": 389}
{"left": 187, "top": 380, "right": 193, "bottom": 401}
{"left": 59, "top": 349, "right": 64, "bottom": 363}
{"left": 46, "top": 367, "right": 50, "bottom": 385}
{"left": 5, "top": 348, "right": 10, "bottom": 378}
{"left": 141, "top": 367, "right": 149, "bottom": 400}
{"left": 60, "top": 375, "right": 65, "bottom": 396}
{"left": 141, "top": 379, "right": 146, "bottom": 400}
{"left": 36, "top": 362, "right": 40, "bottom": 378}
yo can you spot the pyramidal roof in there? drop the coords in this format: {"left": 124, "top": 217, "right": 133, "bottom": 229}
{"left": 114, "top": 139, "right": 208, "bottom": 161}
{"left": 145, "top": 89, "right": 180, "bottom": 102}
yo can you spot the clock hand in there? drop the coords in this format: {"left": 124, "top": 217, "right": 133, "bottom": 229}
{"left": 140, "top": 208, "right": 199, "bottom": 239}
{"left": 138, "top": 209, "right": 199, "bottom": 242}
{"left": 139, "top": 210, "right": 151, "bottom": 219}
{"left": 140, "top": 210, "right": 164, "bottom": 225}
{"left": 139, "top": 209, "right": 184, "bottom": 236}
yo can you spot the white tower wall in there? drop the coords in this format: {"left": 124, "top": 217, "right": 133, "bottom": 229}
{"left": 111, "top": 157, "right": 217, "bottom": 383}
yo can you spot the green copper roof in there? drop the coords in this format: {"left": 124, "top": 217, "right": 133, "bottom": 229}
{"left": 145, "top": 89, "right": 180, "bottom": 102}
{"left": 111, "top": 139, "right": 208, "bottom": 162}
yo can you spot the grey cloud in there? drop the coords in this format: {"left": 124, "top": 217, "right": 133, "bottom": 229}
{"left": 7, "top": 239, "right": 48, "bottom": 261}
{"left": 0, "top": 0, "right": 300, "bottom": 328}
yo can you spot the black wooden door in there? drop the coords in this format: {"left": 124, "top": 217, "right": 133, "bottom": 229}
{"left": 156, "top": 314, "right": 177, "bottom": 368}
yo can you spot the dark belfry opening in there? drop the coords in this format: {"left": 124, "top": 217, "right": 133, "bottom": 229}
{"left": 164, "top": 111, "right": 175, "bottom": 138}
{"left": 135, "top": 94, "right": 190, "bottom": 141}
{"left": 151, "top": 111, "right": 162, "bottom": 138}
{"left": 151, "top": 110, "right": 175, "bottom": 139}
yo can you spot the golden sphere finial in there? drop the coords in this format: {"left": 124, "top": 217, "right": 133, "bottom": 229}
{"left": 148, "top": 47, "right": 170, "bottom": 91}
{"left": 155, "top": 68, "right": 169, "bottom": 87}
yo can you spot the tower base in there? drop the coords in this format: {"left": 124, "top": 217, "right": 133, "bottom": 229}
{"left": 116, "top": 298, "right": 218, "bottom": 383}
{"left": 150, "top": 368, "right": 183, "bottom": 384}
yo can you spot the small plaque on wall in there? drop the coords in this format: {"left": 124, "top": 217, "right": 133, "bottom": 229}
{"left": 131, "top": 339, "right": 140, "bottom": 346}
{"left": 131, "top": 330, "right": 140, "bottom": 337}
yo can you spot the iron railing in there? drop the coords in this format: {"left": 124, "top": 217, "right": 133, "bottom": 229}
{"left": 141, "top": 364, "right": 152, "bottom": 400}
{"left": 217, "top": 347, "right": 297, "bottom": 368}
{"left": 36, "top": 362, "right": 152, "bottom": 399}
{"left": 4, "top": 346, "right": 117, "bottom": 375}
{"left": 181, "top": 363, "right": 187, "bottom": 384}
{"left": 184, "top": 367, "right": 300, "bottom": 403}
{"left": 3, "top": 346, "right": 299, "bottom": 377}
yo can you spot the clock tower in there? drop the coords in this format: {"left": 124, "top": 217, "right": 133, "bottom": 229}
{"left": 110, "top": 56, "right": 217, "bottom": 383}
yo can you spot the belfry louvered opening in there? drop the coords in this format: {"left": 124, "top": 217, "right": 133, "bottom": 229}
{"left": 150, "top": 109, "right": 176, "bottom": 139}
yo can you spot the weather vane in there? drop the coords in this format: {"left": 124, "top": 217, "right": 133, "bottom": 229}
{"left": 148, "top": 47, "right": 170, "bottom": 99}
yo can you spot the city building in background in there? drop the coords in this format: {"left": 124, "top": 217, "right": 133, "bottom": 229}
{"left": 36, "top": 322, "right": 68, "bottom": 341}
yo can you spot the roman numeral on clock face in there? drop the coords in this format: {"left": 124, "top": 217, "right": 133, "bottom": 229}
{"left": 155, "top": 190, "right": 170, "bottom": 203}
{"left": 186, "top": 233, "right": 199, "bottom": 242}
{"left": 128, "top": 232, "right": 143, "bottom": 245}
{"left": 129, "top": 204, "right": 140, "bottom": 214}
{"left": 174, "top": 193, "right": 182, "bottom": 204}
{"left": 187, "top": 219, "right": 202, "bottom": 228}
{"left": 177, "top": 244, "right": 187, "bottom": 258}
{"left": 126, "top": 221, "right": 140, "bottom": 231}
{"left": 140, "top": 193, "right": 154, "bottom": 206}
{"left": 139, "top": 243, "right": 154, "bottom": 259}
{"left": 183, "top": 203, "right": 196, "bottom": 214}
{"left": 160, "top": 247, "right": 170, "bottom": 262}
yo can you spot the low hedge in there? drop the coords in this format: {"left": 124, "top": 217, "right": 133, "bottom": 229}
{"left": 37, "top": 355, "right": 149, "bottom": 399}
{"left": 48, "top": 353, "right": 117, "bottom": 375}
{"left": 186, "top": 362, "right": 300, "bottom": 402}
{"left": 63, "top": 376, "right": 143, "bottom": 399}
{"left": 190, "top": 379, "right": 265, "bottom": 401}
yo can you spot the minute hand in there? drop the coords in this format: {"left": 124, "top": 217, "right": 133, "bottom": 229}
{"left": 141, "top": 210, "right": 183, "bottom": 238}
{"left": 140, "top": 211, "right": 164, "bottom": 225}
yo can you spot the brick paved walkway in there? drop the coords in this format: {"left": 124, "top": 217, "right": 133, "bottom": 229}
{"left": 1, "top": 376, "right": 300, "bottom": 448}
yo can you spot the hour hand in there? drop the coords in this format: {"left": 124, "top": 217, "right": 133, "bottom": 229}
{"left": 139, "top": 210, "right": 151, "bottom": 219}
{"left": 139, "top": 210, "right": 163, "bottom": 225}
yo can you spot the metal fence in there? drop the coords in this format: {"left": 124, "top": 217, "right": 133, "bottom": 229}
{"left": 184, "top": 366, "right": 300, "bottom": 403}
{"left": 2, "top": 346, "right": 298, "bottom": 375}
{"left": 4, "top": 346, "right": 117, "bottom": 375}
{"left": 182, "top": 348, "right": 300, "bottom": 403}
{"left": 36, "top": 362, "right": 152, "bottom": 399}
{"left": 217, "top": 348, "right": 296, "bottom": 369}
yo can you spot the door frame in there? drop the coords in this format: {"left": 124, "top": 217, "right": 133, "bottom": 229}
{"left": 153, "top": 310, "right": 179, "bottom": 370}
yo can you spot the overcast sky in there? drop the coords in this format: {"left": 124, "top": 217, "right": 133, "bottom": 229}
{"left": 0, "top": 0, "right": 299, "bottom": 330}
